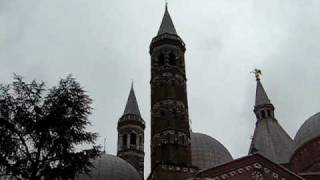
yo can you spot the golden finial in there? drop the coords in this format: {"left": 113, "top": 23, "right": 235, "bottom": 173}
{"left": 251, "top": 68, "right": 262, "bottom": 81}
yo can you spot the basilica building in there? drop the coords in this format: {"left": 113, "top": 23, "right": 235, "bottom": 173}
{"left": 77, "top": 5, "right": 320, "bottom": 180}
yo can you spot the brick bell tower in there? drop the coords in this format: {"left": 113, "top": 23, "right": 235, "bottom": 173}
{"left": 148, "top": 5, "right": 196, "bottom": 180}
{"left": 117, "top": 83, "right": 145, "bottom": 178}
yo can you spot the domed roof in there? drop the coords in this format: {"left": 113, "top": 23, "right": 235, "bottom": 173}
{"left": 294, "top": 112, "right": 320, "bottom": 150}
{"left": 191, "top": 132, "right": 233, "bottom": 170}
{"left": 76, "top": 154, "right": 141, "bottom": 180}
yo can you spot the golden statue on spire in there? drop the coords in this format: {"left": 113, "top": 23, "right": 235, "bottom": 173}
{"left": 251, "top": 68, "right": 262, "bottom": 80}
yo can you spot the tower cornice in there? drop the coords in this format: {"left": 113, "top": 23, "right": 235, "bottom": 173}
{"left": 150, "top": 33, "right": 185, "bottom": 54}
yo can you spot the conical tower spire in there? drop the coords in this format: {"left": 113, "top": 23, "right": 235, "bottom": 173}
{"left": 157, "top": 4, "right": 177, "bottom": 35}
{"left": 123, "top": 82, "right": 141, "bottom": 116}
{"left": 253, "top": 69, "right": 271, "bottom": 106}
{"left": 255, "top": 79, "right": 271, "bottom": 106}
{"left": 117, "top": 82, "right": 145, "bottom": 177}
{"left": 249, "top": 69, "right": 294, "bottom": 164}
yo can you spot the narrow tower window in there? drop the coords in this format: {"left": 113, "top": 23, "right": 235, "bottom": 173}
{"left": 267, "top": 110, "right": 271, "bottom": 117}
{"left": 160, "top": 110, "right": 165, "bottom": 116}
{"left": 123, "top": 134, "right": 128, "bottom": 148}
{"left": 169, "top": 52, "right": 176, "bottom": 66}
{"left": 261, "top": 111, "right": 266, "bottom": 119}
{"left": 139, "top": 135, "right": 143, "bottom": 146}
{"left": 158, "top": 53, "right": 165, "bottom": 66}
{"left": 130, "top": 133, "right": 137, "bottom": 145}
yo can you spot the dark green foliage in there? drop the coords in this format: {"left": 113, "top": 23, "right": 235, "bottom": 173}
{"left": 0, "top": 75, "right": 100, "bottom": 180}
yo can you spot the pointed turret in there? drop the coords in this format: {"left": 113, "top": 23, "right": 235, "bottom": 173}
{"left": 252, "top": 69, "right": 274, "bottom": 115}
{"left": 157, "top": 4, "right": 177, "bottom": 35}
{"left": 123, "top": 83, "right": 141, "bottom": 116}
{"left": 255, "top": 80, "right": 271, "bottom": 106}
{"left": 150, "top": 4, "right": 185, "bottom": 55}
{"left": 117, "top": 83, "right": 145, "bottom": 178}
{"left": 249, "top": 70, "right": 294, "bottom": 164}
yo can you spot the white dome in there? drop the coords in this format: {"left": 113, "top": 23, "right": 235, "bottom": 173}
{"left": 191, "top": 132, "right": 233, "bottom": 170}
{"left": 294, "top": 112, "right": 320, "bottom": 150}
{"left": 76, "top": 154, "right": 141, "bottom": 180}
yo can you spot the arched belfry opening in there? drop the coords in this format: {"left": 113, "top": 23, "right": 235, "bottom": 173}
{"left": 158, "top": 53, "right": 165, "bottom": 66}
{"left": 117, "top": 84, "right": 145, "bottom": 178}
{"left": 169, "top": 52, "right": 176, "bottom": 66}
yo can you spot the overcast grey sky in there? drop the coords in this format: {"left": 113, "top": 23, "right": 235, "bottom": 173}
{"left": 1, "top": 0, "right": 320, "bottom": 178}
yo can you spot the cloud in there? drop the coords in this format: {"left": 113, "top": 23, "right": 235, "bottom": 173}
{"left": 1, "top": 0, "right": 320, "bottom": 178}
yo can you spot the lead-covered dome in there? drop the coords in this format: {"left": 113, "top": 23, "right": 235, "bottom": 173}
{"left": 291, "top": 112, "right": 320, "bottom": 173}
{"left": 294, "top": 112, "right": 320, "bottom": 150}
{"left": 191, "top": 132, "right": 233, "bottom": 170}
{"left": 76, "top": 154, "right": 141, "bottom": 180}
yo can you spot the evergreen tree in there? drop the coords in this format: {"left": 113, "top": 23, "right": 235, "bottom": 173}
{"left": 0, "top": 75, "right": 100, "bottom": 180}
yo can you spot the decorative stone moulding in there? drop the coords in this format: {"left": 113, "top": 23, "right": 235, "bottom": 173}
{"left": 152, "top": 100, "right": 186, "bottom": 116}
{"left": 151, "top": 130, "right": 190, "bottom": 152}
{"left": 190, "top": 163, "right": 288, "bottom": 180}
{"left": 151, "top": 74, "right": 185, "bottom": 85}
{"left": 150, "top": 33, "right": 185, "bottom": 49}
{"left": 160, "top": 164, "right": 197, "bottom": 173}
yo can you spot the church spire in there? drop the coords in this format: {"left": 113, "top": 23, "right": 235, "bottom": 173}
{"left": 249, "top": 70, "right": 294, "bottom": 164}
{"left": 117, "top": 83, "right": 145, "bottom": 177}
{"left": 157, "top": 4, "right": 177, "bottom": 35}
{"left": 252, "top": 69, "right": 274, "bottom": 120}
{"left": 253, "top": 69, "right": 271, "bottom": 107}
{"left": 123, "top": 82, "right": 141, "bottom": 116}
{"left": 255, "top": 79, "right": 271, "bottom": 107}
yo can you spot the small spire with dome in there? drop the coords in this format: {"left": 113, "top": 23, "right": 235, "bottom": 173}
{"left": 249, "top": 69, "right": 294, "bottom": 163}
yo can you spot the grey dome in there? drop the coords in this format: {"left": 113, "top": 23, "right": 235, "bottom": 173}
{"left": 191, "top": 132, "right": 233, "bottom": 170}
{"left": 294, "top": 112, "right": 320, "bottom": 150}
{"left": 76, "top": 154, "right": 141, "bottom": 180}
